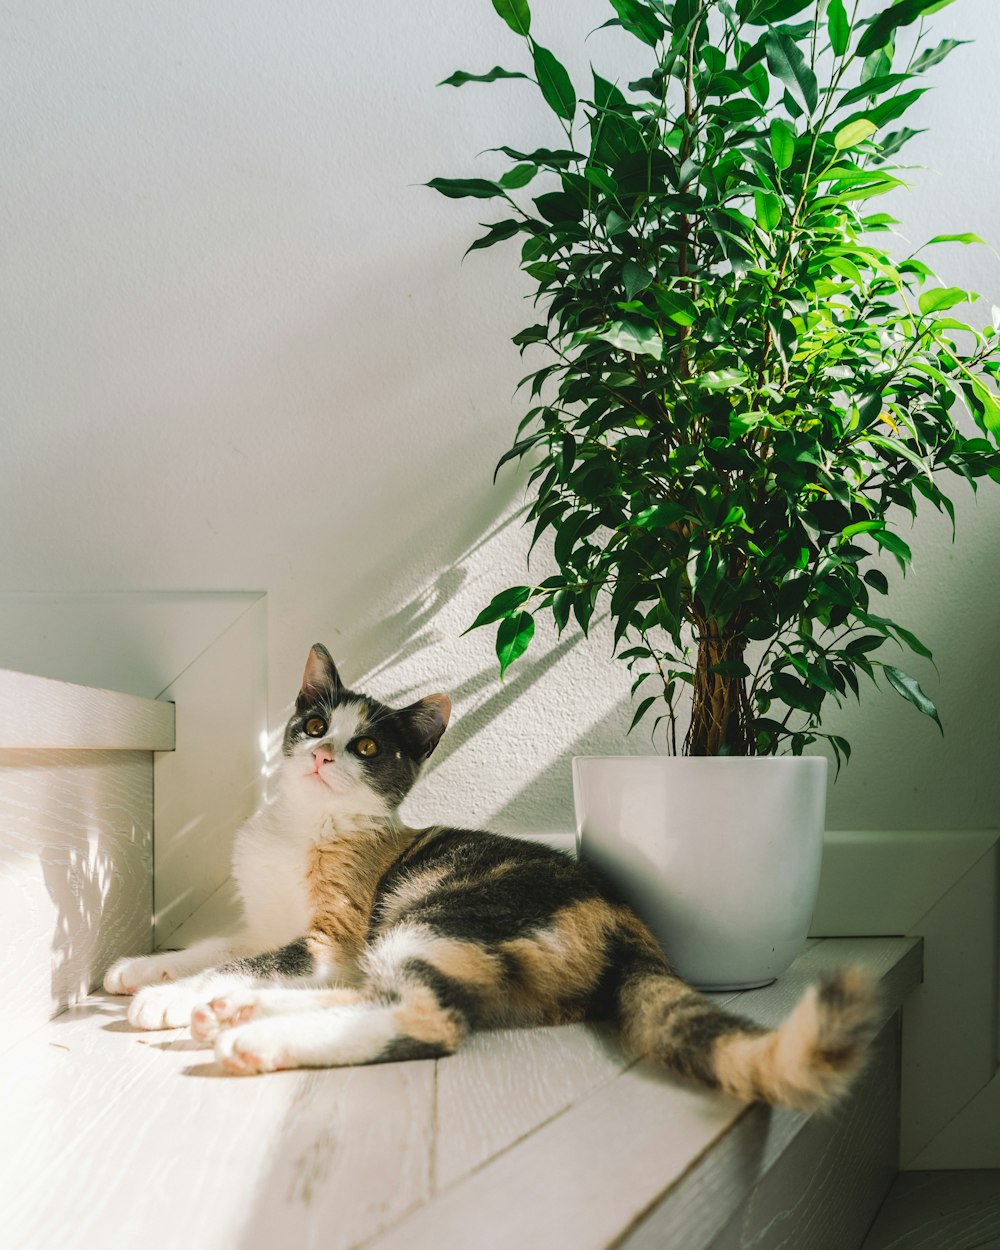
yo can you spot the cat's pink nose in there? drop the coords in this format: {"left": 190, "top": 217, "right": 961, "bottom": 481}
{"left": 312, "top": 744, "right": 334, "bottom": 769}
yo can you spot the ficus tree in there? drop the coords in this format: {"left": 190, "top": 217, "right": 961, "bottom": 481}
{"left": 431, "top": 0, "right": 1000, "bottom": 766}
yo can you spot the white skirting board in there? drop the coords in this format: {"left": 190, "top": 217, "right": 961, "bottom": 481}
{"left": 811, "top": 829, "right": 1000, "bottom": 1169}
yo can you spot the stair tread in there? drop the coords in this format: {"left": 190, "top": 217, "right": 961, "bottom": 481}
{"left": 0, "top": 937, "right": 920, "bottom": 1250}
{"left": 0, "top": 668, "right": 174, "bottom": 750}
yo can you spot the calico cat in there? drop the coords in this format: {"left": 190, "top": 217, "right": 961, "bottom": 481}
{"left": 104, "top": 643, "right": 876, "bottom": 1109}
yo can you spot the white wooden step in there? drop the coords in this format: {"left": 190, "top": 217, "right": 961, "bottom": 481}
{"left": 0, "top": 668, "right": 175, "bottom": 1052}
{"left": 0, "top": 936, "right": 920, "bottom": 1250}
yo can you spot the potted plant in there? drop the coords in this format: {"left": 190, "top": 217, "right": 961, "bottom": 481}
{"left": 431, "top": 0, "right": 1000, "bottom": 987}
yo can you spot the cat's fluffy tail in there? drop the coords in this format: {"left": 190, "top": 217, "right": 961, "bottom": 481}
{"left": 617, "top": 964, "right": 878, "bottom": 1112}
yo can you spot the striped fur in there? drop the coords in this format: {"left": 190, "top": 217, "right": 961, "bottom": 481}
{"left": 112, "top": 645, "right": 878, "bottom": 1109}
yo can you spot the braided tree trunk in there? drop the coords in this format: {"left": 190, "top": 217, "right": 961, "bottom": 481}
{"left": 683, "top": 618, "right": 755, "bottom": 756}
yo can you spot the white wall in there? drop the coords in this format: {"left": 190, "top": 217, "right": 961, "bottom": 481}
{"left": 1, "top": 0, "right": 998, "bottom": 836}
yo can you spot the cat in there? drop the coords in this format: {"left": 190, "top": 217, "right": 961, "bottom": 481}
{"left": 104, "top": 643, "right": 876, "bottom": 1109}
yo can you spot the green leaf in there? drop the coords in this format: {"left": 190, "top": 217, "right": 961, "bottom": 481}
{"left": 911, "top": 38, "right": 969, "bottom": 72}
{"left": 633, "top": 502, "right": 688, "bottom": 529}
{"left": 466, "top": 586, "right": 533, "bottom": 633}
{"left": 493, "top": 431, "right": 546, "bottom": 480}
{"left": 595, "top": 320, "right": 665, "bottom": 360}
{"left": 857, "top": 0, "right": 957, "bottom": 60}
{"left": 500, "top": 163, "right": 538, "bottom": 189}
{"left": 918, "top": 286, "right": 970, "bottom": 314}
{"left": 835, "top": 118, "right": 878, "bottom": 150}
{"left": 842, "top": 519, "right": 884, "bottom": 539}
{"left": 622, "top": 260, "right": 654, "bottom": 300}
{"left": 496, "top": 611, "right": 535, "bottom": 678}
{"left": 874, "top": 127, "right": 925, "bottom": 159}
{"left": 491, "top": 0, "right": 531, "bottom": 37}
{"left": 532, "top": 43, "right": 576, "bottom": 121}
{"left": 608, "top": 0, "right": 664, "bottom": 46}
{"left": 872, "top": 529, "right": 912, "bottom": 568}
{"left": 465, "top": 218, "right": 524, "bottom": 256}
{"left": 827, "top": 0, "right": 850, "bottom": 56}
{"left": 765, "top": 31, "right": 818, "bottom": 114}
{"left": 862, "top": 87, "right": 928, "bottom": 130}
{"left": 882, "top": 663, "right": 943, "bottom": 732}
{"left": 769, "top": 118, "right": 795, "bottom": 171}
{"left": 754, "top": 189, "right": 782, "bottom": 233}
{"left": 552, "top": 589, "right": 572, "bottom": 634}
{"left": 864, "top": 569, "right": 890, "bottom": 594}
{"left": 439, "top": 66, "right": 531, "bottom": 88}
{"left": 653, "top": 289, "right": 698, "bottom": 326}
{"left": 865, "top": 433, "right": 932, "bottom": 480}
{"left": 925, "top": 232, "right": 986, "bottom": 247}
{"left": 840, "top": 72, "right": 914, "bottom": 106}
{"left": 890, "top": 622, "right": 934, "bottom": 661}
{"left": 627, "top": 695, "right": 657, "bottom": 735}
{"left": 967, "top": 375, "right": 1000, "bottom": 439}
{"left": 426, "top": 177, "right": 502, "bottom": 200}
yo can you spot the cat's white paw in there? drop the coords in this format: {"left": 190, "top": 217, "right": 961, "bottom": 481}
{"left": 191, "top": 993, "right": 260, "bottom": 1043}
{"left": 215, "top": 1020, "right": 294, "bottom": 1076}
{"left": 128, "top": 983, "right": 201, "bottom": 1030}
{"left": 104, "top": 954, "right": 175, "bottom": 995}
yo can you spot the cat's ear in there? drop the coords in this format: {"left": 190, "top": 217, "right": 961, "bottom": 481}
{"left": 403, "top": 693, "right": 451, "bottom": 761}
{"left": 297, "top": 643, "right": 343, "bottom": 706}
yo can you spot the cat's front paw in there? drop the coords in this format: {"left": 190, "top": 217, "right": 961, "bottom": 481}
{"left": 214, "top": 1020, "right": 294, "bottom": 1076}
{"left": 128, "top": 983, "right": 201, "bottom": 1030}
{"left": 191, "top": 993, "right": 259, "bottom": 1043}
{"left": 104, "top": 953, "right": 179, "bottom": 995}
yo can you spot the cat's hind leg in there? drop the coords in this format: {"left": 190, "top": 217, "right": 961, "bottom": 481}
{"left": 206, "top": 980, "right": 468, "bottom": 1075}
{"left": 191, "top": 985, "right": 364, "bottom": 1042}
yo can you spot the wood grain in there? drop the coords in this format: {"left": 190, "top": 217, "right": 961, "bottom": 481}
{"left": 0, "top": 668, "right": 174, "bottom": 750}
{"left": 434, "top": 1020, "right": 632, "bottom": 1192}
{"left": 0, "top": 750, "right": 153, "bottom": 1052}
{"left": 680, "top": 1019, "right": 900, "bottom": 1250}
{"left": 3, "top": 995, "right": 436, "bottom": 1250}
{"left": 1, "top": 938, "right": 921, "bottom": 1250}
{"left": 861, "top": 1169, "right": 1000, "bottom": 1250}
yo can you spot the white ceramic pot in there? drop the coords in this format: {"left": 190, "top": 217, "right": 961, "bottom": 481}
{"left": 573, "top": 756, "right": 827, "bottom": 990}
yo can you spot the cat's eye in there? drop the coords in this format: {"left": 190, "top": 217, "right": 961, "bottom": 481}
{"left": 303, "top": 717, "right": 328, "bottom": 738}
{"left": 352, "top": 736, "right": 379, "bottom": 758}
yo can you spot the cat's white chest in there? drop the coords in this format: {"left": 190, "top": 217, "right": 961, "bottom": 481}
{"left": 230, "top": 809, "right": 313, "bottom": 948}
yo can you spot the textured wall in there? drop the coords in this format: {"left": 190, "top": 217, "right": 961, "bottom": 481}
{"left": 1, "top": 0, "right": 998, "bottom": 835}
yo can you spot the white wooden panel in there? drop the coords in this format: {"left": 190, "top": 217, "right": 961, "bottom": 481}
{"left": 2, "top": 995, "right": 435, "bottom": 1250}
{"left": 1, "top": 938, "right": 918, "bottom": 1250}
{"left": 0, "top": 669, "right": 174, "bottom": 750}
{"left": 909, "top": 1071, "right": 1000, "bottom": 1170}
{"left": 434, "top": 1021, "right": 631, "bottom": 1192}
{"left": 687, "top": 1021, "right": 900, "bottom": 1250}
{"left": 369, "top": 939, "right": 920, "bottom": 1250}
{"left": 811, "top": 828, "right": 999, "bottom": 1170}
{"left": 0, "top": 750, "right": 152, "bottom": 1052}
{"left": 0, "top": 590, "right": 263, "bottom": 700}
{"left": 861, "top": 1169, "right": 1000, "bottom": 1250}
{"left": 813, "top": 829, "right": 998, "bottom": 935}
{"left": 153, "top": 596, "right": 267, "bottom": 946}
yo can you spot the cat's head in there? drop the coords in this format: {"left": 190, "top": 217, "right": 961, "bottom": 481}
{"left": 279, "top": 643, "right": 451, "bottom": 820}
